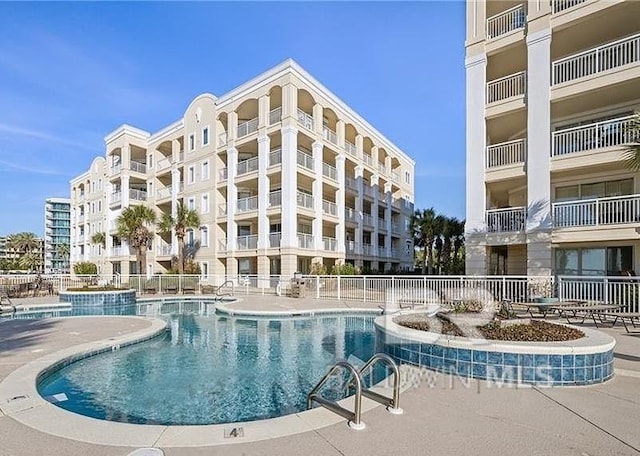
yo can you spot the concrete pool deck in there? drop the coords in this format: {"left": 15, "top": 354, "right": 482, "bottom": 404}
{"left": 0, "top": 295, "right": 639, "bottom": 455}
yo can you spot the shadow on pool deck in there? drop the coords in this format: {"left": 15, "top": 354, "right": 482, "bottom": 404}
{"left": 0, "top": 319, "right": 61, "bottom": 358}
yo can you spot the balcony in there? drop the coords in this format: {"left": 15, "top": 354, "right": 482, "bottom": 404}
{"left": 362, "top": 244, "right": 373, "bottom": 256}
{"left": 297, "top": 191, "right": 314, "bottom": 210}
{"left": 323, "top": 237, "right": 337, "bottom": 252}
{"left": 129, "top": 189, "right": 147, "bottom": 202}
{"left": 486, "top": 71, "right": 526, "bottom": 104}
{"left": 237, "top": 117, "right": 258, "bottom": 138}
{"left": 297, "top": 109, "right": 313, "bottom": 131}
{"left": 322, "top": 199, "right": 337, "bottom": 217}
{"left": 156, "top": 157, "right": 173, "bottom": 172}
{"left": 344, "top": 140, "right": 357, "bottom": 157}
{"left": 553, "top": 194, "right": 640, "bottom": 228}
{"left": 345, "top": 207, "right": 357, "bottom": 223}
{"left": 486, "top": 4, "right": 526, "bottom": 40}
{"left": 269, "top": 107, "right": 282, "bottom": 125}
{"left": 552, "top": 33, "right": 640, "bottom": 86}
{"left": 218, "top": 132, "right": 227, "bottom": 147}
{"left": 363, "top": 153, "right": 373, "bottom": 167}
{"left": 297, "top": 149, "right": 314, "bottom": 171}
{"left": 346, "top": 241, "right": 355, "bottom": 253}
{"left": 269, "top": 148, "right": 282, "bottom": 167}
{"left": 219, "top": 167, "right": 228, "bottom": 181}
{"left": 130, "top": 161, "right": 147, "bottom": 174}
{"left": 110, "top": 164, "right": 121, "bottom": 176}
{"left": 157, "top": 243, "right": 172, "bottom": 256}
{"left": 377, "top": 246, "right": 387, "bottom": 258}
{"left": 322, "top": 162, "right": 337, "bottom": 180}
{"left": 218, "top": 203, "right": 227, "bottom": 217}
{"left": 346, "top": 177, "right": 358, "bottom": 191}
{"left": 323, "top": 126, "right": 337, "bottom": 145}
{"left": 237, "top": 234, "right": 258, "bottom": 250}
{"left": 552, "top": 115, "right": 635, "bottom": 159}
{"left": 378, "top": 219, "right": 387, "bottom": 231}
{"left": 269, "top": 232, "right": 281, "bottom": 248}
{"left": 486, "top": 139, "right": 526, "bottom": 168}
{"left": 156, "top": 185, "right": 172, "bottom": 200}
{"left": 110, "top": 246, "right": 127, "bottom": 256}
{"left": 392, "top": 222, "right": 401, "bottom": 234}
{"left": 552, "top": 0, "right": 587, "bottom": 14}
{"left": 237, "top": 157, "right": 259, "bottom": 176}
{"left": 298, "top": 233, "right": 314, "bottom": 249}
{"left": 362, "top": 213, "right": 374, "bottom": 227}
{"left": 269, "top": 190, "right": 282, "bottom": 208}
{"left": 110, "top": 192, "right": 122, "bottom": 205}
{"left": 236, "top": 196, "right": 258, "bottom": 214}
{"left": 486, "top": 207, "right": 526, "bottom": 232}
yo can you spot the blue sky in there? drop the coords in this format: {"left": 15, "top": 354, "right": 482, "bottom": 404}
{"left": 0, "top": 1, "right": 466, "bottom": 236}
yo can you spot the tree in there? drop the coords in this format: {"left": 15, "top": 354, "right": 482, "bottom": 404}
{"left": 116, "top": 205, "right": 156, "bottom": 275}
{"left": 410, "top": 208, "right": 438, "bottom": 274}
{"left": 157, "top": 202, "right": 200, "bottom": 275}
{"left": 623, "top": 111, "right": 640, "bottom": 171}
{"left": 19, "top": 251, "right": 41, "bottom": 272}
{"left": 73, "top": 262, "right": 98, "bottom": 275}
{"left": 56, "top": 243, "right": 70, "bottom": 271}
{"left": 8, "top": 232, "right": 39, "bottom": 254}
{"left": 90, "top": 232, "right": 106, "bottom": 248}
{"left": 433, "top": 215, "right": 447, "bottom": 274}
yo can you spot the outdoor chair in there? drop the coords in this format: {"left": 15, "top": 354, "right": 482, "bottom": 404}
{"left": 164, "top": 285, "right": 178, "bottom": 295}
{"left": 182, "top": 285, "right": 196, "bottom": 295}
{"left": 144, "top": 285, "right": 157, "bottom": 294}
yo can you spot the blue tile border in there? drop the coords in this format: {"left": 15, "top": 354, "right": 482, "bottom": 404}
{"left": 59, "top": 290, "right": 136, "bottom": 307}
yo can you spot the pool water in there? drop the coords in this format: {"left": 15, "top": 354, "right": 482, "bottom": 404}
{"left": 37, "top": 307, "right": 381, "bottom": 425}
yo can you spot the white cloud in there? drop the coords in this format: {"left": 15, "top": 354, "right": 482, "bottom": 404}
{"left": 0, "top": 159, "right": 65, "bottom": 176}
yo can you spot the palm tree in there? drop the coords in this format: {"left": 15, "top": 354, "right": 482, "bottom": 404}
{"left": 440, "top": 217, "right": 458, "bottom": 274}
{"left": 56, "top": 243, "right": 70, "bottom": 271}
{"left": 90, "top": 232, "right": 106, "bottom": 249}
{"left": 433, "top": 215, "right": 447, "bottom": 274}
{"left": 8, "top": 232, "right": 39, "bottom": 254}
{"left": 19, "top": 251, "right": 41, "bottom": 272}
{"left": 410, "top": 208, "right": 438, "bottom": 274}
{"left": 116, "top": 205, "right": 156, "bottom": 275}
{"left": 157, "top": 202, "right": 200, "bottom": 274}
{"left": 623, "top": 111, "right": 640, "bottom": 170}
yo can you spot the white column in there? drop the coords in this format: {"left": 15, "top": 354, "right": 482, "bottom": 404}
{"left": 105, "top": 183, "right": 113, "bottom": 257}
{"left": 121, "top": 174, "right": 130, "bottom": 207}
{"left": 227, "top": 147, "right": 238, "bottom": 254}
{"left": 336, "top": 155, "right": 346, "bottom": 255}
{"left": 465, "top": 52, "right": 487, "bottom": 274}
{"left": 385, "top": 182, "right": 392, "bottom": 258}
{"left": 355, "top": 165, "right": 364, "bottom": 255}
{"left": 371, "top": 175, "right": 379, "bottom": 259}
{"left": 170, "top": 169, "right": 180, "bottom": 254}
{"left": 257, "top": 135, "right": 270, "bottom": 249}
{"left": 526, "top": 29, "right": 553, "bottom": 275}
{"left": 312, "top": 141, "right": 323, "bottom": 251}
{"left": 281, "top": 126, "right": 298, "bottom": 248}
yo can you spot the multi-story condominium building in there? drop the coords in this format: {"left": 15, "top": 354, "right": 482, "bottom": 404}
{"left": 465, "top": 0, "right": 640, "bottom": 276}
{"left": 44, "top": 197, "right": 71, "bottom": 274}
{"left": 70, "top": 59, "right": 415, "bottom": 278}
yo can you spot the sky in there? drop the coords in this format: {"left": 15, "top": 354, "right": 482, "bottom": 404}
{"left": 0, "top": 1, "right": 466, "bottom": 236}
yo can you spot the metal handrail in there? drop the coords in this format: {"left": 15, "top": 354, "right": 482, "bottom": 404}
{"left": 307, "top": 361, "right": 365, "bottom": 430}
{"left": 215, "top": 280, "right": 235, "bottom": 297}
{"left": 357, "top": 353, "right": 403, "bottom": 414}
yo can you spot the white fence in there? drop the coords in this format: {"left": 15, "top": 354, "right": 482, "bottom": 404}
{"left": 237, "top": 117, "right": 258, "bottom": 138}
{"left": 486, "top": 71, "right": 526, "bottom": 104}
{"left": 552, "top": 194, "right": 640, "bottom": 228}
{"left": 552, "top": 115, "right": 636, "bottom": 157}
{"left": 552, "top": 0, "right": 586, "bottom": 14}
{"left": 486, "top": 4, "right": 526, "bottom": 39}
{"left": 237, "top": 157, "right": 259, "bottom": 175}
{"left": 486, "top": 207, "right": 526, "bottom": 232}
{"left": 486, "top": 139, "right": 526, "bottom": 168}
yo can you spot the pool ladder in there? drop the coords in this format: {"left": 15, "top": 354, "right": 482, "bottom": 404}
{"left": 307, "top": 353, "right": 403, "bottom": 430}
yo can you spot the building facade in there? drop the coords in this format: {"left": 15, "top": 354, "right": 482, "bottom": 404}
{"left": 70, "top": 60, "right": 415, "bottom": 278}
{"left": 44, "top": 197, "right": 71, "bottom": 274}
{"left": 465, "top": 0, "right": 640, "bottom": 276}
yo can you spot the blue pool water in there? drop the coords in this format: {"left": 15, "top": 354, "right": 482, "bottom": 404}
{"left": 36, "top": 303, "right": 380, "bottom": 425}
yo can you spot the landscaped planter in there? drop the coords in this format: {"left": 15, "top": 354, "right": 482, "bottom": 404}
{"left": 59, "top": 289, "right": 136, "bottom": 307}
{"left": 374, "top": 313, "right": 615, "bottom": 386}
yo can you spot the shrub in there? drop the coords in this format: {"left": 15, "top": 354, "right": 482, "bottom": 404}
{"left": 330, "top": 263, "right": 360, "bottom": 275}
{"left": 73, "top": 262, "right": 98, "bottom": 275}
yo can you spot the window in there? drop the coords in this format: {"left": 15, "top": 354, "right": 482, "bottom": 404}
{"left": 188, "top": 166, "right": 195, "bottom": 184}
{"left": 189, "top": 133, "right": 195, "bottom": 151}
{"left": 186, "top": 229, "right": 195, "bottom": 246}
{"left": 200, "top": 226, "right": 209, "bottom": 247}
{"left": 148, "top": 154, "right": 153, "bottom": 169}
{"left": 98, "top": 201, "right": 102, "bottom": 213}
{"left": 405, "top": 171, "right": 411, "bottom": 185}
{"left": 202, "top": 127, "right": 209, "bottom": 146}
{"left": 201, "top": 193, "right": 209, "bottom": 213}
{"left": 200, "top": 261, "right": 209, "bottom": 278}
{"left": 555, "top": 178, "right": 633, "bottom": 201}
{"left": 555, "top": 246, "right": 633, "bottom": 276}
{"left": 201, "top": 160, "right": 209, "bottom": 180}
{"left": 187, "top": 197, "right": 196, "bottom": 211}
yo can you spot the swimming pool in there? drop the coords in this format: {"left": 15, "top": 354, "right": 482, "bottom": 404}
{"left": 36, "top": 304, "right": 381, "bottom": 425}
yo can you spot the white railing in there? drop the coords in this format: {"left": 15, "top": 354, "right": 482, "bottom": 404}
{"left": 297, "top": 109, "right": 313, "bottom": 130}
{"left": 297, "top": 233, "right": 314, "bottom": 249}
{"left": 129, "top": 189, "right": 147, "bottom": 201}
{"left": 558, "top": 275, "right": 640, "bottom": 313}
{"left": 552, "top": 115, "right": 636, "bottom": 157}
{"left": 486, "top": 139, "right": 527, "bottom": 168}
{"left": 362, "top": 244, "right": 373, "bottom": 256}
{"left": 156, "top": 243, "right": 172, "bottom": 256}
{"left": 110, "top": 192, "right": 122, "bottom": 204}
{"left": 110, "top": 246, "right": 126, "bottom": 256}
{"left": 553, "top": 194, "right": 640, "bottom": 228}
{"left": 269, "top": 232, "right": 281, "bottom": 248}
{"left": 269, "top": 148, "right": 282, "bottom": 166}
{"left": 378, "top": 246, "right": 386, "bottom": 258}
{"left": 297, "top": 149, "right": 314, "bottom": 171}
{"left": 552, "top": 0, "right": 586, "bottom": 13}
{"left": 486, "top": 207, "right": 526, "bottom": 232}
{"left": 322, "top": 162, "right": 337, "bottom": 180}
{"left": 323, "top": 126, "right": 337, "bottom": 145}
{"left": 363, "top": 153, "right": 373, "bottom": 166}
{"left": 378, "top": 219, "right": 386, "bottom": 231}
{"left": 236, "top": 234, "right": 258, "bottom": 250}
{"left": 130, "top": 161, "right": 147, "bottom": 174}
{"left": 297, "top": 191, "right": 314, "bottom": 209}
{"left": 553, "top": 33, "right": 640, "bottom": 85}
{"left": 392, "top": 222, "right": 400, "bottom": 233}
{"left": 269, "top": 107, "right": 282, "bottom": 125}
{"left": 344, "top": 140, "right": 357, "bottom": 156}
{"left": 110, "top": 164, "right": 121, "bottom": 176}
{"left": 346, "top": 241, "right": 355, "bottom": 253}
{"left": 322, "top": 199, "right": 337, "bottom": 216}
{"left": 156, "top": 157, "right": 172, "bottom": 172}
{"left": 218, "top": 203, "right": 227, "bottom": 216}
{"left": 237, "top": 196, "right": 258, "bottom": 213}
{"left": 363, "top": 213, "right": 374, "bottom": 227}
{"left": 156, "top": 186, "right": 172, "bottom": 200}
{"left": 323, "top": 237, "right": 337, "bottom": 251}
{"left": 218, "top": 239, "right": 227, "bottom": 251}
{"left": 345, "top": 207, "right": 357, "bottom": 222}
{"left": 486, "top": 71, "right": 526, "bottom": 104}
{"left": 237, "top": 117, "right": 258, "bottom": 138}
{"left": 219, "top": 167, "right": 228, "bottom": 180}
{"left": 346, "top": 177, "right": 358, "bottom": 190}
{"left": 237, "top": 156, "right": 259, "bottom": 175}
{"left": 269, "top": 190, "right": 282, "bottom": 207}
{"left": 218, "top": 132, "right": 227, "bottom": 147}
{"left": 391, "top": 171, "right": 400, "bottom": 183}
{"left": 487, "top": 4, "right": 526, "bottom": 39}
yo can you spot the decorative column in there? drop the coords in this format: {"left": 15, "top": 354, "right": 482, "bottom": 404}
{"left": 371, "top": 174, "right": 380, "bottom": 268}
{"left": 355, "top": 165, "right": 364, "bottom": 257}
{"left": 257, "top": 135, "right": 270, "bottom": 281}
{"left": 121, "top": 174, "right": 130, "bottom": 207}
{"left": 335, "top": 155, "right": 346, "bottom": 256}
{"left": 312, "top": 141, "right": 324, "bottom": 254}
{"left": 280, "top": 125, "right": 298, "bottom": 277}
{"left": 258, "top": 94, "right": 270, "bottom": 129}
{"left": 226, "top": 147, "right": 238, "bottom": 277}
{"left": 385, "top": 182, "right": 393, "bottom": 259}
{"left": 313, "top": 104, "right": 323, "bottom": 135}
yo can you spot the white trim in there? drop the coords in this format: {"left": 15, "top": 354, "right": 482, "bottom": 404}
{"left": 147, "top": 119, "right": 183, "bottom": 145}
{"left": 200, "top": 225, "right": 209, "bottom": 247}
{"left": 202, "top": 125, "right": 210, "bottom": 147}
{"left": 200, "top": 192, "right": 210, "bottom": 214}
{"left": 104, "top": 124, "right": 151, "bottom": 143}
{"left": 201, "top": 159, "right": 210, "bottom": 181}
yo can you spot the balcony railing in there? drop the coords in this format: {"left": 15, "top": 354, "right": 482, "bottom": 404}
{"left": 237, "top": 234, "right": 258, "bottom": 250}
{"left": 346, "top": 241, "right": 355, "bottom": 253}
{"left": 130, "top": 161, "right": 147, "bottom": 174}
{"left": 218, "top": 203, "right": 227, "bottom": 216}
{"left": 298, "top": 233, "right": 314, "bottom": 249}
{"left": 156, "top": 186, "right": 172, "bottom": 200}
{"left": 552, "top": 0, "right": 586, "bottom": 13}
{"left": 218, "top": 132, "right": 227, "bottom": 147}
{"left": 297, "top": 109, "right": 313, "bottom": 130}
{"left": 392, "top": 222, "right": 401, "bottom": 233}
{"left": 344, "top": 140, "right": 357, "bottom": 156}
{"left": 323, "top": 199, "right": 337, "bottom": 216}
{"left": 297, "top": 191, "right": 314, "bottom": 209}
{"left": 486, "top": 207, "right": 526, "bottom": 232}
{"left": 237, "top": 196, "right": 258, "bottom": 213}
{"left": 378, "top": 246, "right": 387, "bottom": 258}
{"left": 486, "top": 71, "right": 526, "bottom": 104}
{"left": 362, "top": 244, "right": 373, "bottom": 256}
{"left": 346, "top": 177, "right": 358, "bottom": 190}
{"left": 363, "top": 153, "right": 373, "bottom": 166}
{"left": 110, "top": 192, "right": 121, "bottom": 204}
{"left": 156, "top": 157, "right": 173, "bottom": 172}
{"left": 345, "top": 207, "right": 357, "bottom": 222}
{"left": 110, "top": 246, "right": 126, "bottom": 256}
{"left": 323, "top": 237, "right": 337, "bottom": 252}
{"left": 157, "top": 243, "right": 172, "bottom": 256}
{"left": 552, "top": 33, "right": 640, "bottom": 85}
{"left": 362, "top": 213, "right": 374, "bottom": 227}
{"left": 269, "top": 232, "right": 281, "bottom": 248}
{"left": 269, "top": 190, "right": 282, "bottom": 207}
{"left": 323, "top": 126, "right": 337, "bottom": 145}
{"left": 269, "top": 107, "right": 282, "bottom": 125}
{"left": 269, "top": 148, "right": 282, "bottom": 166}
{"left": 552, "top": 115, "right": 636, "bottom": 157}
{"left": 109, "top": 164, "right": 121, "bottom": 176}
{"left": 219, "top": 167, "right": 228, "bottom": 181}
{"left": 486, "top": 4, "right": 526, "bottom": 40}
{"left": 322, "top": 162, "right": 337, "bottom": 180}
{"left": 129, "top": 189, "right": 147, "bottom": 201}
{"left": 237, "top": 156, "right": 259, "bottom": 176}
{"left": 297, "top": 149, "right": 314, "bottom": 171}
{"left": 553, "top": 194, "right": 640, "bottom": 228}
{"left": 378, "top": 219, "right": 387, "bottom": 231}
{"left": 486, "top": 139, "right": 527, "bottom": 168}
{"left": 237, "top": 117, "right": 258, "bottom": 138}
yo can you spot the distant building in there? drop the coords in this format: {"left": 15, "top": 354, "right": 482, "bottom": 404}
{"left": 44, "top": 197, "right": 71, "bottom": 273}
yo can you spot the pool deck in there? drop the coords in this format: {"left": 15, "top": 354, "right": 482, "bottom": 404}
{"left": 0, "top": 295, "right": 639, "bottom": 456}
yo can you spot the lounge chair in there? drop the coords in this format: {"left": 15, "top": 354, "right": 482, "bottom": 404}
{"left": 602, "top": 312, "right": 640, "bottom": 333}
{"left": 164, "top": 285, "right": 178, "bottom": 295}
{"left": 144, "top": 285, "right": 157, "bottom": 294}
{"left": 182, "top": 285, "right": 196, "bottom": 295}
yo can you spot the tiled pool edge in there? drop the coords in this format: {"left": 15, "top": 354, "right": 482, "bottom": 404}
{"left": 374, "top": 315, "right": 616, "bottom": 386}
{"left": 59, "top": 289, "right": 137, "bottom": 306}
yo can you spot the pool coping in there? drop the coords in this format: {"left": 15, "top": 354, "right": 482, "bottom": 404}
{"left": 215, "top": 299, "right": 382, "bottom": 318}
{"left": 0, "top": 314, "right": 413, "bottom": 448}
